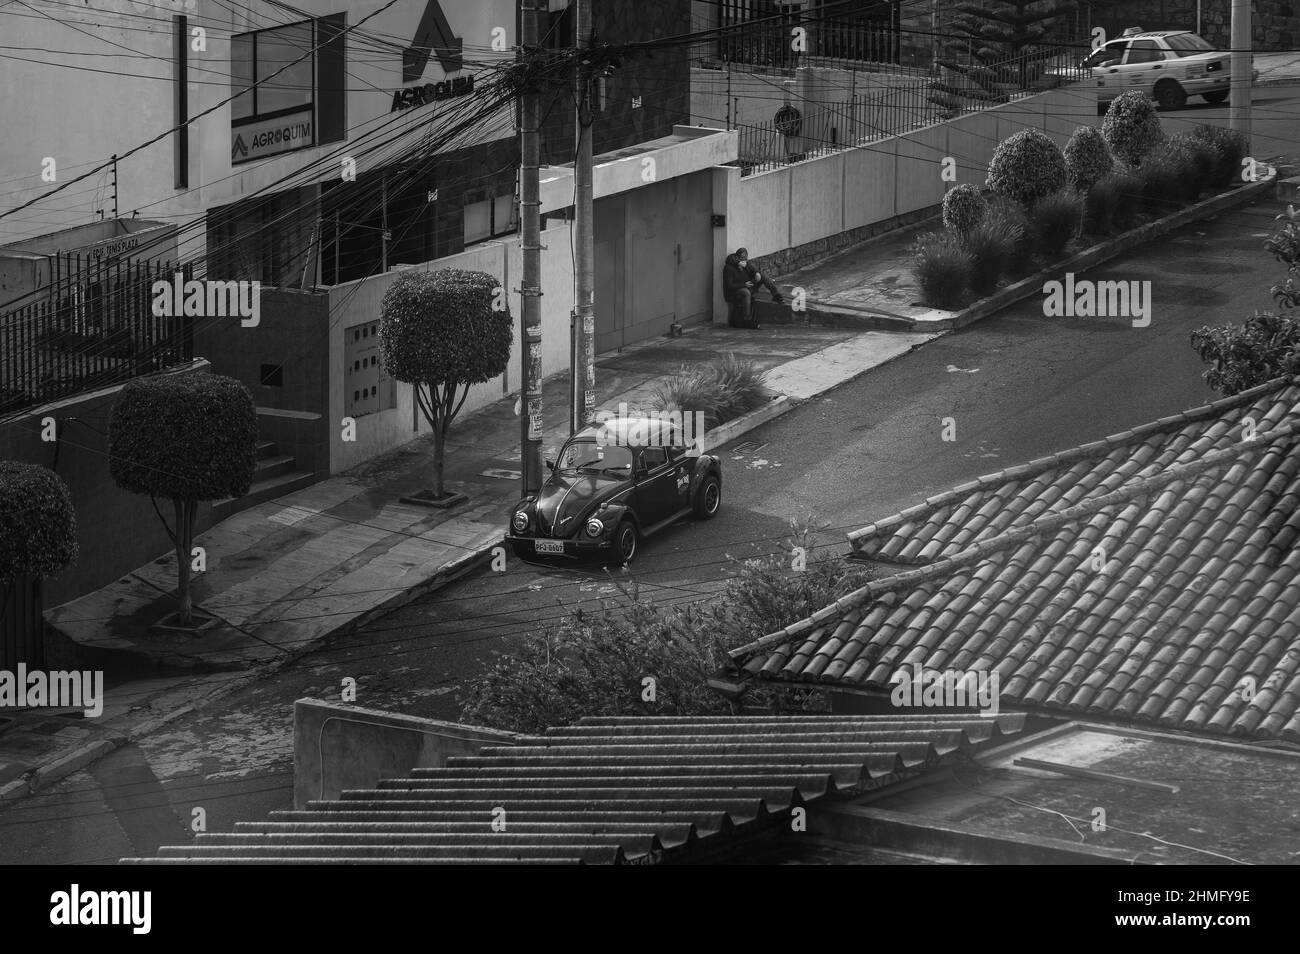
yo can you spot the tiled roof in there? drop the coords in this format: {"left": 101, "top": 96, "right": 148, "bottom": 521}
{"left": 123, "top": 713, "right": 1025, "bottom": 864}
{"left": 730, "top": 376, "right": 1300, "bottom": 741}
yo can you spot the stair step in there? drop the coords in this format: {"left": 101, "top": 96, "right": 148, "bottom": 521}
{"left": 255, "top": 453, "right": 297, "bottom": 481}
{"left": 210, "top": 470, "right": 318, "bottom": 520}
{"left": 256, "top": 440, "right": 278, "bottom": 460}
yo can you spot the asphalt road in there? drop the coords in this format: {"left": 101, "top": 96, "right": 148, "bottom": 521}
{"left": 2, "top": 92, "right": 1297, "bottom": 865}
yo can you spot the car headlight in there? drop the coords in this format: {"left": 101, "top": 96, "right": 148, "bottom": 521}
{"left": 512, "top": 510, "right": 530, "bottom": 533}
{"left": 585, "top": 517, "right": 604, "bottom": 538}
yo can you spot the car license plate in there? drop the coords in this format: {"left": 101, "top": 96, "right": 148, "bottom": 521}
{"left": 534, "top": 540, "right": 565, "bottom": 554}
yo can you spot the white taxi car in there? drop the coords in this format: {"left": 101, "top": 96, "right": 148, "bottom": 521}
{"left": 1082, "top": 28, "right": 1258, "bottom": 109}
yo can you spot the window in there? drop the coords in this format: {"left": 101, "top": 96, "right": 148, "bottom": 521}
{"left": 1165, "top": 33, "right": 1216, "bottom": 56}
{"left": 1083, "top": 42, "right": 1127, "bottom": 68}
{"left": 463, "top": 192, "right": 518, "bottom": 245}
{"left": 639, "top": 447, "right": 668, "bottom": 472}
{"left": 230, "top": 15, "right": 346, "bottom": 163}
{"left": 1125, "top": 40, "right": 1164, "bottom": 64}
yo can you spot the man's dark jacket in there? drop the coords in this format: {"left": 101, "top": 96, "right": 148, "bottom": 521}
{"left": 723, "top": 253, "right": 755, "bottom": 304}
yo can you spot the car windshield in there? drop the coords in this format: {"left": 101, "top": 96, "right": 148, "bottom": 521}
{"left": 1083, "top": 43, "right": 1126, "bottom": 67}
{"left": 557, "top": 440, "right": 633, "bottom": 474}
{"left": 1165, "top": 33, "right": 1216, "bottom": 56}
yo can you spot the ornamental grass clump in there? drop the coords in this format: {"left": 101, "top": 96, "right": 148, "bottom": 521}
{"left": 1030, "top": 189, "right": 1084, "bottom": 257}
{"left": 912, "top": 231, "right": 973, "bottom": 309}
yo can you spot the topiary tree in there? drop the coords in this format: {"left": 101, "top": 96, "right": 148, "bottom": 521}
{"left": 378, "top": 268, "right": 513, "bottom": 502}
{"left": 1102, "top": 90, "right": 1163, "bottom": 168}
{"left": 986, "top": 128, "right": 1067, "bottom": 208}
{"left": 109, "top": 373, "right": 257, "bottom": 627}
{"left": 1063, "top": 126, "right": 1113, "bottom": 193}
{"left": 0, "top": 463, "right": 77, "bottom": 636}
{"left": 942, "top": 183, "right": 988, "bottom": 237}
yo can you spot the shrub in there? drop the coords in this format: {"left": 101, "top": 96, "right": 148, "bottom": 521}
{"left": 961, "top": 215, "right": 1019, "bottom": 295}
{"left": 650, "top": 353, "right": 767, "bottom": 430}
{"left": 985, "top": 195, "right": 1035, "bottom": 272}
{"left": 1063, "top": 126, "right": 1114, "bottom": 193}
{"left": 1138, "top": 142, "right": 1194, "bottom": 216}
{"left": 1030, "top": 189, "right": 1084, "bottom": 257}
{"left": 1168, "top": 131, "right": 1219, "bottom": 197}
{"left": 457, "top": 530, "right": 867, "bottom": 732}
{"left": 1189, "top": 123, "right": 1250, "bottom": 188}
{"left": 1102, "top": 90, "right": 1163, "bottom": 167}
{"left": 1110, "top": 170, "right": 1146, "bottom": 230}
{"left": 1083, "top": 174, "right": 1124, "bottom": 235}
{"left": 1191, "top": 311, "right": 1300, "bottom": 396}
{"left": 912, "top": 231, "right": 973, "bottom": 308}
{"left": 109, "top": 372, "right": 257, "bottom": 626}
{"left": 986, "top": 128, "right": 1068, "bottom": 208}
{"left": 0, "top": 463, "right": 77, "bottom": 584}
{"left": 379, "top": 268, "right": 513, "bottom": 499}
{"left": 942, "top": 183, "right": 987, "bottom": 236}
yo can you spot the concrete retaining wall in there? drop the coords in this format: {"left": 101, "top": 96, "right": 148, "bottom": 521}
{"left": 292, "top": 698, "right": 534, "bottom": 809}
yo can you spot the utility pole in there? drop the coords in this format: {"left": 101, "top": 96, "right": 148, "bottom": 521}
{"left": 520, "top": 0, "right": 545, "bottom": 493}
{"left": 1229, "top": 0, "right": 1251, "bottom": 150}
{"left": 570, "top": 0, "right": 596, "bottom": 435}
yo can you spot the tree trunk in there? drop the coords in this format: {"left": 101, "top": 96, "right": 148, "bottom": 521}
{"left": 432, "top": 414, "right": 446, "bottom": 499}
{"left": 174, "top": 498, "right": 193, "bottom": 627}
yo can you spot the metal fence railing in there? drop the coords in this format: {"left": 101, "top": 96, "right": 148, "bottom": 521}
{"left": 0, "top": 255, "right": 195, "bottom": 416}
{"left": 731, "top": 35, "right": 1092, "bottom": 177}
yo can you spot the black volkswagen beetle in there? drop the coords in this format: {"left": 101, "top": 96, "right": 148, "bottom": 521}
{"left": 507, "top": 416, "right": 722, "bottom": 565}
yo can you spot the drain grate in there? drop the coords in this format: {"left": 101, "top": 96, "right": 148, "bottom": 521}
{"left": 732, "top": 440, "right": 768, "bottom": 454}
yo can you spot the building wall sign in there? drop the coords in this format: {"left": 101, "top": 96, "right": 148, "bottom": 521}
{"left": 390, "top": 75, "right": 474, "bottom": 111}
{"left": 232, "top": 109, "right": 315, "bottom": 164}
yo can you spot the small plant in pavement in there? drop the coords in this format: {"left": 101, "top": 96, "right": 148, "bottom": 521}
{"left": 986, "top": 128, "right": 1067, "bottom": 209}
{"left": 1030, "top": 188, "right": 1084, "bottom": 257}
{"left": 912, "top": 231, "right": 974, "bottom": 309}
{"left": 109, "top": 373, "right": 257, "bottom": 628}
{"left": 942, "top": 184, "right": 987, "bottom": 237}
{"left": 1102, "top": 91, "right": 1164, "bottom": 168}
{"left": 651, "top": 353, "right": 767, "bottom": 430}
{"left": 1063, "top": 126, "right": 1113, "bottom": 193}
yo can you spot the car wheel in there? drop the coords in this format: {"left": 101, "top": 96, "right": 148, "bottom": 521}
{"left": 693, "top": 473, "right": 721, "bottom": 519}
{"left": 1154, "top": 79, "right": 1187, "bottom": 110}
{"left": 1202, "top": 90, "right": 1229, "bottom": 105}
{"left": 612, "top": 520, "right": 638, "bottom": 565}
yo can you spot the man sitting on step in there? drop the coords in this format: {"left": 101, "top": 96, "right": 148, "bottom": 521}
{"left": 723, "top": 247, "right": 784, "bottom": 329}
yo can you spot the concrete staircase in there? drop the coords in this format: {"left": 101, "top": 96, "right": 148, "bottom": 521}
{"left": 210, "top": 438, "right": 317, "bottom": 523}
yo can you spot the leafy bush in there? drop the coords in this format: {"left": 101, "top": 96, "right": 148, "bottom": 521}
{"left": 942, "top": 183, "right": 987, "bottom": 237}
{"left": 1191, "top": 312, "right": 1300, "bottom": 396}
{"left": 1030, "top": 189, "right": 1083, "bottom": 257}
{"left": 1110, "top": 170, "right": 1146, "bottom": 230}
{"left": 912, "top": 231, "right": 974, "bottom": 308}
{"left": 457, "top": 532, "right": 869, "bottom": 732}
{"left": 1267, "top": 205, "right": 1300, "bottom": 311}
{"left": 986, "top": 128, "right": 1068, "bottom": 208}
{"left": 1102, "top": 91, "right": 1164, "bottom": 167}
{"left": 1063, "top": 126, "right": 1113, "bottom": 193}
{"left": 1189, "top": 123, "right": 1249, "bottom": 188}
{"left": 0, "top": 463, "right": 77, "bottom": 583}
{"left": 379, "top": 268, "right": 512, "bottom": 498}
{"left": 962, "top": 214, "right": 1020, "bottom": 295}
{"left": 109, "top": 372, "right": 257, "bottom": 625}
{"left": 1083, "top": 174, "right": 1124, "bottom": 235}
{"left": 650, "top": 353, "right": 767, "bottom": 429}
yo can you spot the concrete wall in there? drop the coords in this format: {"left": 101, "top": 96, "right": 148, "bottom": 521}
{"left": 194, "top": 287, "right": 330, "bottom": 476}
{"left": 325, "top": 223, "right": 576, "bottom": 474}
{"left": 0, "top": 360, "right": 216, "bottom": 607}
{"left": 711, "top": 84, "right": 1098, "bottom": 316}
{"left": 293, "top": 698, "right": 534, "bottom": 809}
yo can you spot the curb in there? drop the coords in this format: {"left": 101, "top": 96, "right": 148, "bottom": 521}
{"left": 914, "top": 179, "right": 1277, "bottom": 332}
{"left": 704, "top": 395, "right": 791, "bottom": 451}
